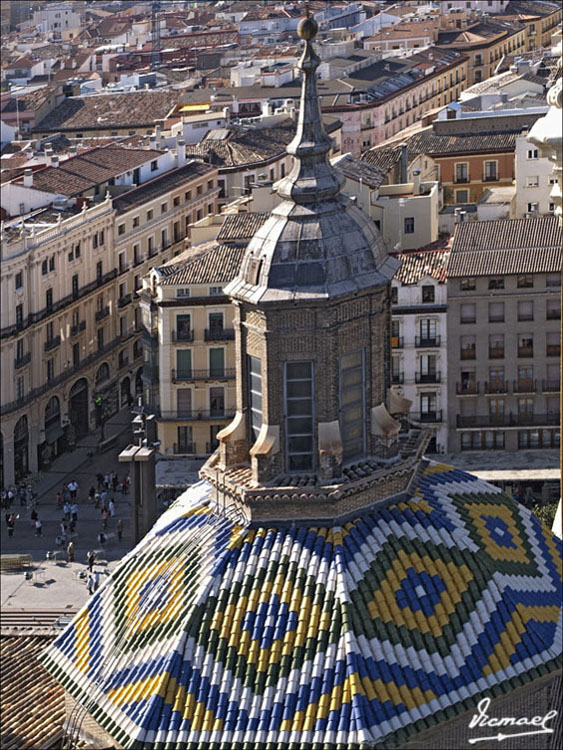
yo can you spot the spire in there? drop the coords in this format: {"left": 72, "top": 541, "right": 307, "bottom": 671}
{"left": 276, "top": 11, "right": 343, "bottom": 203}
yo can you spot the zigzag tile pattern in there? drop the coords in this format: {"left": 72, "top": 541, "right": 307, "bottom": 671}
{"left": 41, "top": 464, "right": 562, "bottom": 750}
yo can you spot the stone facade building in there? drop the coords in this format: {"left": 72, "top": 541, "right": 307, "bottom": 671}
{"left": 0, "top": 154, "right": 218, "bottom": 487}
{"left": 446, "top": 215, "right": 561, "bottom": 454}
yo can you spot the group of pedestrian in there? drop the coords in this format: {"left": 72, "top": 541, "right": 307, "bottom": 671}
{"left": 1, "top": 484, "right": 35, "bottom": 511}
{"left": 95, "top": 472, "right": 129, "bottom": 495}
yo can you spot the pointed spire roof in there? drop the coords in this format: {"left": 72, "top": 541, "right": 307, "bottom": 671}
{"left": 224, "top": 14, "right": 399, "bottom": 304}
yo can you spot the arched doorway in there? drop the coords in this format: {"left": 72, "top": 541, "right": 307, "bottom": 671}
{"left": 13, "top": 416, "right": 29, "bottom": 482}
{"left": 120, "top": 377, "right": 131, "bottom": 408}
{"left": 135, "top": 367, "right": 143, "bottom": 396}
{"left": 42, "top": 396, "right": 63, "bottom": 465}
{"left": 69, "top": 378, "right": 89, "bottom": 439}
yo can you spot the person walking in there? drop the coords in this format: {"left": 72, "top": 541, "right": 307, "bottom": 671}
{"left": 56, "top": 491, "right": 63, "bottom": 509}
{"left": 87, "top": 550, "right": 95, "bottom": 572}
{"left": 116, "top": 518, "right": 123, "bottom": 542}
{"left": 104, "top": 472, "right": 110, "bottom": 490}
{"left": 121, "top": 478, "right": 127, "bottom": 495}
{"left": 63, "top": 501, "right": 71, "bottom": 521}
{"left": 102, "top": 507, "right": 109, "bottom": 530}
{"left": 108, "top": 498, "right": 115, "bottom": 518}
{"left": 60, "top": 519, "right": 68, "bottom": 541}
{"left": 93, "top": 571, "right": 101, "bottom": 591}
{"left": 87, "top": 573, "right": 95, "bottom": 595}
{"left": 19, "top": 487, "right": 27, "bottom": 507}
{"left": 34, "top": 518, "right": 42, "bottom": 537}
{"left": 68, "top": 480, "right": 79, "bottom": 500}
{"left": 30, "top": 507, "right": 38, "bottom": 523}
{"left": 97, "top": 531, "right": 106, "bottom": 546}
{"left": 88, "top": 486, "right": 96, "bottom": 503}
{"left": 100, "top": 489, "right": 108, "bottom": 508}
{"left": 67, "top": 541, "right": 75, "bottom": 563}
{"left": 6, "top": 488, "right": 14, "bottom": 508}
{"left": 71, "top": 503, "right": 78, "bottom": 524}
{"left": 111, "top": 473, "right": 118, "bottom": 492}
{"left": 7, "top": 514, "right": 16, "bottom": 537}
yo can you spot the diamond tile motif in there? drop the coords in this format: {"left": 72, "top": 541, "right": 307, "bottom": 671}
{"left": 41, "top": 464, "right": 562, "bottom": 749}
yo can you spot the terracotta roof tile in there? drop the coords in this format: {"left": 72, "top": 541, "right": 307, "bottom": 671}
{"left": 33, "top": 90, "right": 177, "bottom": 132}
{"left": 394, "top": 248, "right": 451, "bottom": 285}
{"left": 448, "top": 216, "right": 562, "bottom": 277}
{"left": 216, "top": 212, "right": 269, "bottom": 242}
{"left": 15, "top": 145, "right": 163, "bottom": 196}
{"left": 159, "top": 242, "right": 245, "bottom": 285}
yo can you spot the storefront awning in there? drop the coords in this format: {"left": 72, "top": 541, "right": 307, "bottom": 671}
{"left": 45, "top": 425, "right": 64, "bottom": 443}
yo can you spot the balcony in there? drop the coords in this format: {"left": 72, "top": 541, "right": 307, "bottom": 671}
{"left": 454, "top": 177, "right": 469, "bottom": 184}
{"left": 460, "top": 348, "right": 476, "bottom": 360}
{"left": 391, "top": 336, "right": 404, "bottom": 349}
{"left": 415, "top": 371, "right": 441, "bottom": 384}
{"left": 14, "top": 352, "right": 31, "bottom": 370}
{"left": 160, "top": 410, "right": 235, "bottom": 421}
{"left": 391, "top": 373, "right": 404, "bottom": 384}
{"left": 484, "top": 380, "right": 508, "bottom": 394}
{"left": 171, "top": 368, "right": 235, "bottom": 382}
{"left": 172, "top": 329, "right": 194, "bottom": 342}
{"left": 518, "top": 345, "right": 534, "bottom": 358}
{"left": 411, "top": 410, "right": 443, "bottom": 423}
{"left": 457, "top": 413, "right": 560, "bottom": 428}
{"left": 542, "top": 380, "right": 560, "bottom": 392}
{"left": 173, "top": 443, "right": 197, "bottom": 454}
{"left": 95, "top": 306, "right": 110, "bottom": 322}
{"left": 546, "top": 308, "right": 560, "bottom": 320}
{"left": 70, "top": 320, "right": 86, "bottom": 337}
{"left": 489, "top": 346, "right": 504, "bottom": 359}
{"left": 460, "top": 317, "right": 476, "bottom": 324}
{"left": 415, "top": 336, "right": 441, "bottom": 348}
{"left": 513, "top": 379, "right": 536, "bottom": 394}
{"left": 489, "top": 315, "right": 504, "bottom": 323}
{"left": 117, "top": 293, "right": 132, "bottom": 309}
{"left": 456, "top": 381, "right": 479, "bottom": 395}
{"left": 44, "top": 335, "right": 61, "bottom": 352}
{"left": 547, "top": 344, "right": 560, "bottom": 357}
{"left": 483, "top": 175, "right": 499, "bottom": 182}
{"left": 204, "top": 328, "right": 235, "bottom": 341}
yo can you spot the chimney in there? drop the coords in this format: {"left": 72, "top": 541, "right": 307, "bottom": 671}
{"left": 177, "top": 137, "right": 186, "bottom": 164}
{"left": 155, "top": 124, "right": 161, "bottom": 147}
{"left": 44, "top": 146, "right": 53, "bottom": 166}
{"left": 454, "top": 207, "right": 461, "bottom": 224}
{"left": 400, "top": 144, "right": 408, "bottom": 184}
{"left": 149, "top": 135, "right": 158, "bottom": 150}
{"left": 23, "top": 168, "right": 33, "bottom": 188}
{"left": 412, "top": 168, "right": 421, "bottom": 195}
{"left": 223, "top": 106, "right": 230, "bottom": 122}
{"left": 51, "top": 156, "right": 60, "bottom": 168}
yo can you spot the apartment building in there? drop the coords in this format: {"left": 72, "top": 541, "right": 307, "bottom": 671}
{"left": 0, "top": 157, "right": 218, "bottom": 488}
{"left": 437, "top": 18, "right": 526, "bottom": 86}
{"left": 512, "top": 132, "right": 557, "bottom": 217}
{"left": 390, "top": 246, "right": 450, "bottom": 454}
{"left": 446, "top": 216, "right": 561, "bottom": 454}
{"left": 140, "top": 213, "right": 267, "bottom": 457}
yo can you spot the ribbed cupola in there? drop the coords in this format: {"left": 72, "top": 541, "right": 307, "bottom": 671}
{"left": 201, "top": 16, "right": 424, "bottom": 525}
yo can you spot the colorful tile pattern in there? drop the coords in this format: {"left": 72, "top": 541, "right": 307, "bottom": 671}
{"left": 41, "top": 465, "right": 562, "bottom": 749}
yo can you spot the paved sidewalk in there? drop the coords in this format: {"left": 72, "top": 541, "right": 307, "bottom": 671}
{"left": 1, "top": 408, "right": 136, "bottom": 609}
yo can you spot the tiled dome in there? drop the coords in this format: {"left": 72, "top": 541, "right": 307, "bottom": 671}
{"left": 41, "top": 463, "right": 562, "bottom": 749}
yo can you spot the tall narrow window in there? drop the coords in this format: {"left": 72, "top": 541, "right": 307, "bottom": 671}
{"left": 285, "top": 361, "right": 314, "bottom": 471}
{"left": 248, "top": 356, "right": 262, "bottom": 441}
{"left": 176, "top": 350, "right": 192, "bottom": 379}
{"left": 339, "top": 350, "right": 365, "bottom": 460}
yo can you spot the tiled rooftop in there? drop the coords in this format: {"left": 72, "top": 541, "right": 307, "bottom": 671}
{"left": 216, "top": 212, "right": 269, "bottom": 243}
{"left": 14, "top": 145, "right": 163, "bottom": 196}
{"left": 33, "top": 90, "right": 177, "bottom": 132}
{"left": 159, "top": 242, "right": 245, "bottom": 285}
{"left": 1, "top": 634, "right": 65, "bottom": 750}
{"left": 113, "top": 160, "right": 215, "bottom": 214}
{"left": 41, "top": 464, "right": 562, "bottom": 749}
{"left": 449, "top": 216, "right": 562, "bottom": 276}
{"left": 331, "top": 153, "right": 387, "bottom": 188}
{"left": 394, "top": 248, "right": 450, "bottom": 285}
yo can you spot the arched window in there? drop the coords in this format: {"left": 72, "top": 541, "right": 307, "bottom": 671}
{"left": 96, "top": 362, "right": 110, "bottom": 384}
{"left": 44, "top": 396, "right": 61, "bottom": 429}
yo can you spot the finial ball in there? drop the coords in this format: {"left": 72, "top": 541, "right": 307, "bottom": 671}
{"left": 298, "top": 16, "right": 318, "bottom": 41}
